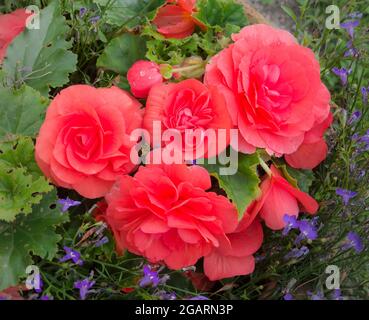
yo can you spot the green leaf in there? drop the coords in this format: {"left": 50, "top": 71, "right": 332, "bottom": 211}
{"left": 143, "top": 26, "right": 222, "bottom": 65}
{"left": 94, "top": 0, "right": 165, "bottom": 28}
{"left": 0, "top": 138, "right": 53, "bottom": 222}
{"left": 0, "top": 137, "right": 43, "bottom": 178}
{"left": 201, "top": 150, "right": 261, "bottom": 219}
{"left": 280, "top": 165, "right": 314, "bottom": 193}
{"left": 97, "top": 33, "right": 147, "bottom": 75}
{"left": 281, "top": 5, "right": 297, "bottom": 23}
{"left": 195, "top": 0, "right": 248, "bottom": 28}
{"left": 3, "top": 0, "right": 77, "bottom": 96}
{"left": 0, "top": 85, "right": 48, "bottom": 139}
{"left": 0, "top": 190, "right": 69, "bottom": 290}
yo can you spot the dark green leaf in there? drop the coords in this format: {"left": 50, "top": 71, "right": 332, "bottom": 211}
{"left": 0, "top": 190, "right": 69, "bottom": 290}
{"left": 3, "top": 1, "right": 77, "bottom": 96}
{"left": 195, "top": 0, "right": 248, "bottom": 28}
{"left": 0, "top": 85, "right": 48, "bottom": 139}
{"left": 97, "top": 33, "right": 147, "bottom": 74}
{"left": 201, "top": 150, "right": 260, "bottom": 219}
{"left": 94, "top": 0, "right": 165, "bottom": 28}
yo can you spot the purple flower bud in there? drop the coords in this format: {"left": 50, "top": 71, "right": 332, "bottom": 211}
{"left": 79, "top": 7, "right": 87, "bottom": 17}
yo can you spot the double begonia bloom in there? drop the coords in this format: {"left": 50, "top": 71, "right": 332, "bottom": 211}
{"left": 35, "top": 85, "right": 143, "bottom": 199}
{"left": 103, "top": 163, "right": 263, "bottom": 280}
{"left": 0, "top": 9, "right": 31, "bottom": 63}
{"left": 104, "top": 164, "right": 238, "bottom": 269}
{"left": 143, "top": 79, "right": 233, "bottom": 160}
{"left": 205, "top": 24, "right": 332, "bottom": 168}
{"left": 152, "top": 0, "right": 205, "bottom": 39}
{"left": 245, "top": 165, "right": 319, "bottom": 230}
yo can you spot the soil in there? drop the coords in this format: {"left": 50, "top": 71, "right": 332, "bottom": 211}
{"left": 246, "top": 0, "right": 299, "bottom": 31}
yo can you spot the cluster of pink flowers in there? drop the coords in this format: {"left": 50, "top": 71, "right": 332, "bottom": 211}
{"left": 1, "top": 5, "right": 332, "bottom": 281}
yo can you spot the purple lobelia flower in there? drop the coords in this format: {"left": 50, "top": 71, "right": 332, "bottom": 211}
{"left": 307, "top": 291, "right": 325, "bottom": 300}
{"left": 58, "top": 197, "right": 81, "bottom": 213}
{"left": 283, "top": 293, "right": 294, "bottom": 300}
{"left": 336, "top": 188, "right": 358, "bottom": 205}
{"left": 282, "top": 214, "right": 299, "bottom": 236}
{"left": 343, "top": 231, "right": 364, "bottom": 253}
{"left": 285, "top": 246, "right": 309, "bottom": 260}
{"left": 361, "top": 86, "right": 369, "bottom": 105}
{"left": 74, "top": 278, "right": 95, "bottom": 300}
{"left": 95, "top": 236, "right": 109, "bottom": 248}
{"left": 332, "top": 67, "right": 352, "bottom": 86}
{"left": 341, "top": 19, "right": 360, "bottom": 38}
{"left": 34, "top": 273, "right": 43, "bottom": 293}
{"left": 348, "top": 110, "right": 362, "bottom": 125}
{"left": 344, "top": 40, "right": 359, "bottom": 57}
{"left": 139, "top": 265, "right": 160, "bottom": 288}
{"left": 79, "top": 7, "right": 87, "bottom": 17}
{"left": 40, "top": 295, "right": 54, "bottom": 300}
{"left": 89, "top": 15, "right": 100, "bottom": 24}
{"left": 331, "top": 289, "right": 344, "bottom": 300}
{"left": 189, "top": 295, "right": 210, "bottom": 300}
{"left": 59, "top": 246, "right": 83, "bottom": 266}
{"left": 348, "top": 12, "right": 363, "bottom": 20}
{"left": 295, "top": 220, "right": 318, "bottom": 244}
{"left": 156, "top": 291, "right": 177, "bottom": 300}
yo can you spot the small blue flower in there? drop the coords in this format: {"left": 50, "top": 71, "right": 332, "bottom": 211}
{"left": 189, "top": 295, "right": 210, "bottom": 300}
{"left": 361, "top": 86, "right": 369, "bottom": 105}
{"left": 40, "top": 295, "right": 53, "bottom": 300}
{"left": 331, "top": 289, "right": 344, "bottom": 300}
{"left": 348, "top": 110, "right": 362, "bottom": 125}
{"left": 79, "top": 7, "right": 87, "bottom": 17}
{"left": 336, "top": 188, "right": 358, "bottom": 205}
{"left": 344, "top": 40, "right": 359, "bottom": 57}
{"left": 139, "top": 265, "right": 160, "bottom": 288}
{"left": 89, "top": 15, "right": 100, "bottom": 24}
{"left": 295, "top": 220, "right": 318, "bottom": 244}
{"left": 34, "top": 273, "right": 43, "bottom": 293}
{"left": 156, "top": 291, "right": 177, "bottom": 300}
{"left": 348, "top": 12, "right": 363, "bottom": 20}
{"left": 58, "top": 197, "right": 81, "bottom": 213}
{"left": 307, "top": 291, "right": 325, "bottom": 300}
{"left": 341, "top": 19, "right": 360, "bottom": 38}
{"left": 343, "top": 231, "right": 364, "bottom": 253}
{"left": 283, "top": 293, "right": 294, "bottom": 300}
{"left": 332, "top": 67, "right": 352, "bottom": 86}
{"left": 74, "top": 278, "right": 95, "bottom": 300}
{"left": 95, "top": 236, "right": 109, "bottom": 248}
{"left": 282, "top": 214, "right": 299, "bottom": 236}
{"left": 59, "top": 246, "right": 83, "bottom": 266}
{"left": 285, "top": 246, "right": 309, "bottom": 260}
